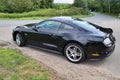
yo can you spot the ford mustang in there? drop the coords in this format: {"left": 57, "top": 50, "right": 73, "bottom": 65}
{"left": 12, "top": 17, "right": 116, "bottom": 63}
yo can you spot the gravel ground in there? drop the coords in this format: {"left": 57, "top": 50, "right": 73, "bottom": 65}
{"left": 0, "top": 12, "right": 120, "bottom": 80}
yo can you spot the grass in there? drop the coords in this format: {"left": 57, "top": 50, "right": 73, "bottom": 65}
{"left": 0, "top": 8, "right": 93, "bottom": 20}
{"left": 0, "top": 16, "right": 50, "bottom": 20}
{"left": 0, "top": 14, "right": 93, "bottom": 20}
{"left": 0, "top": 48, "right": 50, "bottom": 80}
{"left": 71, "top": 14, "right": 93, "bottom": 18}
{"left": 99, "top": 12, "right": 120, "bottom": 19}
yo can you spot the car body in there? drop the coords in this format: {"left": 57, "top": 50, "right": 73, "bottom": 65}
{"left": 12, "top": 17, "right": 116, "bottom": 63}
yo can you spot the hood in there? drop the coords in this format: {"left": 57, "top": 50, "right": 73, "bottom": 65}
{"left": 16, "top": 23, "right": 36, "bottom": 29}
{"left": 24, "top": 23, "right": 36, "bottom": 27}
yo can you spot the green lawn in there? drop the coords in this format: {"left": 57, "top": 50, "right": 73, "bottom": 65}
{"left": 0, "top": 8, "right": 93, "bottom": 20}
{"left": 0, "top": 48, "right": 50, "bottom": 80}
{"left": 71, "top": 14, "right": 93, "bottom": 18}
{"left": 0, "top": 14, "right": 93, "bottom": 20}
{"left": 0, "top": 16, "right": 49, "bottom": 20}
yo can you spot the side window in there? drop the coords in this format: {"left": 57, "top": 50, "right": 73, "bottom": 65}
{"left": 61, "top": 24, "right": 74, "bottom": 30}
{"left": 36, "top": 21, "right": 61, "bottom": 31}
{"left": 36, "top": 21, "right": 47, "bottom": 29}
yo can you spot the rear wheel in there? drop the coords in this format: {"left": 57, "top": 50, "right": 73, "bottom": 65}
{"left": 16, "top": 33, "right": 25, "bottom": 47}
{"left": 64, "top": 43, "right": 85, "bottom": 63}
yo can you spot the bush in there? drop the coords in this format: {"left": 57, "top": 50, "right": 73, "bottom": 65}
{"left": 118, "top": 13, "right": 120, "bottom": 19}
{"left": 58, "top": 7, "right": 89, "bottom": 16}
{"left": 67, "top": 7, "right": 84, "bottom": 15}
{"left": 8, "top": 0, "right": 33, "bottom": 13}
{"left": 0, "top": 0, "right": 54, "bottom": 13}
{"left": 0, "top": 8, "right": 90, "bottom": 18}
{"left": 53, "top": 4, "right": 71, "bottom": 10}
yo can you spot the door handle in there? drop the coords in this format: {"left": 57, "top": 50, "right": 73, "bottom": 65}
{"left": 49, "top": 33, "right": 55, "bottom": 36}
{"left": 49, "top": 34, "right": 57, "bottom": 38}
{"left": 52, "top": 34, "right": 56, "bottom": 36}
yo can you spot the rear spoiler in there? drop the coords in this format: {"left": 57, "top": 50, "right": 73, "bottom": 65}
{"left": 88, "top": 22, "right": 113, "bottom": 34}
{"left": 74, "top": 18, "right": 113, "bottom": 34}
{"left": 100, "top": 27, "right": 113, "bottom": 34}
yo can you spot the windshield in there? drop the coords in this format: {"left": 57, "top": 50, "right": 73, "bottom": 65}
{"left": 72, "top": 20, "right": 102, "bottom": 33}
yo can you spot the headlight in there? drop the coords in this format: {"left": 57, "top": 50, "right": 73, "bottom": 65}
{"left": 103, "top": 38, "right": 112, "bottom": 47}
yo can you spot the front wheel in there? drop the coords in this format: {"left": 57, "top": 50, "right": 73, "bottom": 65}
{"left": 16, "top": 33, "right": 25, "bottom": 47}
{"left": 64, "top": 43, "right": 85, "bottom": 63}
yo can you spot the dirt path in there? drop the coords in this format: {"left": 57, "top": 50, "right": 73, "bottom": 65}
{"left": 0, "top": 13, "right": 120, "bottom": 80}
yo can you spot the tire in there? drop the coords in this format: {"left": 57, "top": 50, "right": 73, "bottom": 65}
{"left": 15, "top": 33, "right": 25, "bottom": 47}
{"left": 64, "top": 43, "right": 85, "bottom": 63}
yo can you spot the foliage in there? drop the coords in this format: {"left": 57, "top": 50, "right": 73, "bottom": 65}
{"left": 40, "top": 0, "right": 53, "bottom": 8}
{"left": 62, "top": 7, "right": 89, "bottom": 15}
{"left": 0, "top": 14, "right": 93, "bottom": 20}
{"left": 0, "top": 0, "right": 54, "bottom": 13}
{"left": 108, "top": 0, "right": 120, "bottom": 14}
{"left": 0, "top": 48, "right": 50, "bottom": 80}
{"left": 8, "top": 0, "right": 33, "bottom": 13}
{"left": 89, "top": 0, "right": 120, "bottom": 14}
{"left": 0, "top": 8, "right": 90, "bottom": 19}
{"left": 0, "top": 0, "right": 119, "bottom": 16}
{"left": 73, "top": 0, "right": 86, "bottom": 8}
{"left": 73, "top": 0, "right": 120, "bottom": 15}
{"left": 119, "top": 14, "right": 120, "bottom": 19}
{"left": 53, "top": 4, "right": 71, "bottom": 10}
{"left": 31, "top": 0, "right": 41, "bottom": 9}
{"left": 0, "top": 0, "right": 8, "bottom": 12}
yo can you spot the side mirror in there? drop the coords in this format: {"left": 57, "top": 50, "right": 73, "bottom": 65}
{"left": 32, "top": 27, "right": 38, "bottom": 32}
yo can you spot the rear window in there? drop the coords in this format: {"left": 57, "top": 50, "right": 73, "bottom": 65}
{"left": 72, "top": 20, "right": 101, "bottom": 33}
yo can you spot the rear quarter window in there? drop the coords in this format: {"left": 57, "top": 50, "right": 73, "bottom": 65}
{"left": 61, "top": 23, "right": 74, "bottom": 30}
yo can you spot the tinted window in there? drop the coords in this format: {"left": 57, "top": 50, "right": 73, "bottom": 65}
{"left": 36, "top": 21, "right": 61, "bottom": 31}
{"left": 61, "top": 24, "right": 74, "bottom": 30}
{"left": 72, "top": 20, "right": 102, "bottom": 33}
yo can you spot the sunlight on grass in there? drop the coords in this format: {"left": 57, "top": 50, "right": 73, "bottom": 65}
{"left": 0, "top": 48, "right": 50, "bottom": 80}
{"left": 72, "top": 14, "right": 93, "bottom": 18}
{"left": 0, "top": 14, "right": 93, "bottom": 20}
{"left": 0, "top": 8, "right": 93, "bottom": 20}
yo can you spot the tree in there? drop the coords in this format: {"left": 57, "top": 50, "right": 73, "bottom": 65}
{"left": 93, "top": 0, "right": 104, "bottom": 12}
{"left": 31, "top": 0, "right": 41, "bottom": 9}
{"left": 73, "top": 0, "right": 85, "bottom": 8}
{"left": 110, "top": 0, "right": 120, "bottom": 14}
{"left": 87, "top": 0, "right": 120, "bottom": 14}
{"left": 47, "top": 0, "right": 53, "bottom": 8}
{"left": 108, "top": 0, "right": 111, "bottom": 14}
{"left": 8, "top": 0, "right": 33, "bottom": 13}
{"left": 40, "top": 0, "right": 53, "bottom": 8}
{"left": 0, "top": 0, "right": 9, "bottom": 12}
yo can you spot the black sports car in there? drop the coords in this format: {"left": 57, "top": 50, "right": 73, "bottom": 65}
{"left": 12, "top": 17, "right": 116, "bottom": 63}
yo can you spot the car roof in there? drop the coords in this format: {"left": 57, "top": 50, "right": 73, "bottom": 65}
{"left": 48, "top": 16, "right": 83, "bottom": 25}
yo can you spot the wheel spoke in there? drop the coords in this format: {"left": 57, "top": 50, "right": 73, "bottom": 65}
{"left": 66, "top": 44, "right": 83, "bottom": 62}
{"left": 73, "top": 46, "right": 77, "bottom": 52}
{"left": 68, "top": 53, "right": 72, "bottom": 56}
{"left": 16, "top": 34, "right": 20, "bottom": 45}
{"left": 75, "top": 52, "right": 81, "bottom": 57}
{"left": 73, "top": 55, "right": 77, "bottom": 60}
{"left": 68, "top": 48, "right": 73, "bottom": 54}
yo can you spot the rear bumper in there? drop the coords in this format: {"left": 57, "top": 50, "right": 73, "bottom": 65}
{"left": 86, "top": 44, "right": 115, "bottom": 59}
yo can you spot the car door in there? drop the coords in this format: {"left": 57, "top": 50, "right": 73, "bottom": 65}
{"left": 56, "top": 23, "right": 76, "bottom": 50}
{"left": 34, "top": 20, "right": 62, "bottom": 49}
